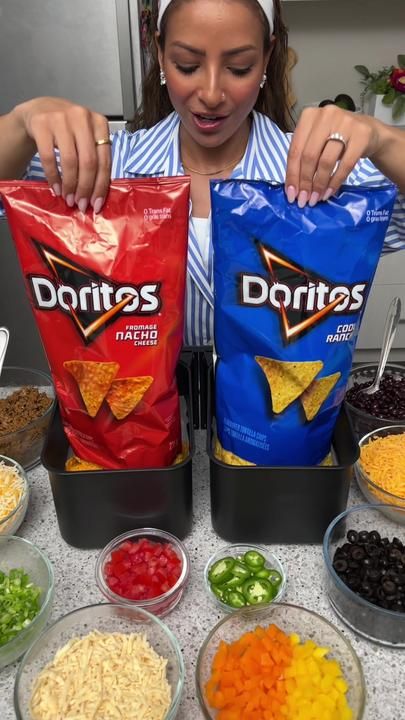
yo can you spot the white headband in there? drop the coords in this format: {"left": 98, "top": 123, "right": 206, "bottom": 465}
{"left": 157, "top": 0, "right": 274, "bottom": 35}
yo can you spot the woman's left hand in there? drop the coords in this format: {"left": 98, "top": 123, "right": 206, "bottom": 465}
{"left": 285, "top": 105, "right": 381, "bottom": 207}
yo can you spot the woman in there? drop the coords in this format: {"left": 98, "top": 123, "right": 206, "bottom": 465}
{"left": 0, "top": 0, "right": 404, "bottom": 345}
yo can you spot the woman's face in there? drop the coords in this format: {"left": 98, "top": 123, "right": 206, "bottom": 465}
{"left": 158, "top": 0, "right": 270, "bottom": 149}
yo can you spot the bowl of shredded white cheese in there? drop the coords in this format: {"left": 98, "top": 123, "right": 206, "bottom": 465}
{"left": 14, "top": 602, "right": 185, "bottom": 720}
{"left": 0, "top": 455, "right": 29, "bottom": 535}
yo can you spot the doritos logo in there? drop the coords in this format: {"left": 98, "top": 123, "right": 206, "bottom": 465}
{"left": 239, "top": 241, "right": 368, "bottom": 341}
{"left": 28, "top": 240, "right": 161, "bottom": 342}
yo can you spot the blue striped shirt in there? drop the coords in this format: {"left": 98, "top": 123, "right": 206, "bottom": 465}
{"left": 15, "top": 111, "right": 405, "bottom": 345}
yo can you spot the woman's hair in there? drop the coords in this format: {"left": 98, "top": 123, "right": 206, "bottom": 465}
{"left": 129, "top": 0, "right": 294, "bottom": 132}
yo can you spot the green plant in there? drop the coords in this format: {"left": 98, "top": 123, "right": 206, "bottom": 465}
{"left": 355, "top": 54, "right": 405, "bottom": 121}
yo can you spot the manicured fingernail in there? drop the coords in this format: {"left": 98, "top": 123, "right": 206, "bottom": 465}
{"left": 323, "top": 187, "right": 334, "bottom": 201}
{"left": 52, "top": 183, "right": 61, "bottom": 197}
{"left": 309, "top": 191, "right": 320, "bottom": 207}
{"left": 66, "top": 194, "right": 75, "bottom": 207}
{"left": 93, "top": 197, "right": 104, "bottom": 214}
{"left": 78, "top": 198, "right": 88, "bottom": 213}
{"left": 297, "top": 190, "right": 308, "bottom": 209}
{"left": 286, "top": 185, "right": 296, "bottom": 203}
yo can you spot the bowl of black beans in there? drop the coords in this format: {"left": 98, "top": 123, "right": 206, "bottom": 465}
{"left": 323, "top": 504, "right": 405, "bottom": 646}
{"left": 344, "top": 363, "right": 405, "bottom": 441}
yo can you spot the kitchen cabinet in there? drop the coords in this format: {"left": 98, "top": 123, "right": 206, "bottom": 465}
{"left": 355, "top": 251, "right": 405, "bottom": 362}
{"left": 283, "top": 0, "right": 405, "bottom": 115}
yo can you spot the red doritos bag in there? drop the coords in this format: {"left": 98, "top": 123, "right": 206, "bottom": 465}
{"left": 0, "top": 178, "right": 190, "bottom": 469}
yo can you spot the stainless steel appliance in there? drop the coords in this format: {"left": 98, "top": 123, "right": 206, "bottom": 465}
{"left": 0, "top": 0, "right": 151, "bottom": 368}
{"left": 0, "top": 0, "right": 148, "bottom": 121}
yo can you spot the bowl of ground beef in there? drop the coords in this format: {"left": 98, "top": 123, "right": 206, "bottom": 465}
{"left": 0, "top": 367, "right": 54, "bottom": 470}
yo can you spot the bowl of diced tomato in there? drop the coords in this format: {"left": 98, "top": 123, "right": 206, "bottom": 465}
{"left": 196, "top": 603, "right": 366, "bottom": 720}
{"left": 204, "top": 544, "right": 286, "bottom": 613}
{"left": 95, "top": 528, "right": 190, "bottom": 617}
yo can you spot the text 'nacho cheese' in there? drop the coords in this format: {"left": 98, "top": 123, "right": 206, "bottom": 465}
{"left": 0, "top": 178, "right": 190, "bottom": 469}
{"left": 211, "top": 180, "right": 397, "bottom": 466}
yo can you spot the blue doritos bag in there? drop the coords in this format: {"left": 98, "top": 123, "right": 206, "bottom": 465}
{"left": 211, "top": 180, "right": 397, "bottom": 466}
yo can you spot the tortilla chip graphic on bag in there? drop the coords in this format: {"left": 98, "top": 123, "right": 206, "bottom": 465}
{"left": 172, "top": 442, "right": 190, "bottom": 465}
{"left": 65, "top": 455, "right": 104, "bottom": 472}
{"left": 301, "top": 371, "right": 341, "bottom": 422}
{"left": 255, "top": 356, "right": 323, "bottom": 414}
{"left": 319, "top": 450, "right": 334, "bottom": 467}
{"left": 64, "top": 360, "right": 119, "bottom": 417}
{"left": 214, "top": 438, "right": 256, "bottom": 466}
{"left": 106, "top": 376, "right": 154, "bottom": 420}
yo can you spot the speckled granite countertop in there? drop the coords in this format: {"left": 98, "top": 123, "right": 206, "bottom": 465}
{"left": 0, "top": 432, "right": 403, "bottom": 720}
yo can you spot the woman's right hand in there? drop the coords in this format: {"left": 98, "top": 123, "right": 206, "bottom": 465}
{"left": 13, "top": 97, "right": 112, "bottom": 212}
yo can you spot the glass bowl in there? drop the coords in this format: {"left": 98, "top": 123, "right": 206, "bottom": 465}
{"left": 14, "top": 603, "right": 184, "bottom": 720}
{"left": 196, "top": 603, "right": 365, "bottom": 719}
{"left": 0, "top": 536, "right": 54, "bottom": 669}
{"left": 0, "top": 455, "right": 29, "bottom": 535}
{"left": 344, "top": 362, "right": 405, "bottom": 441}
{"left": 355, "top": 424, "right": 405, "bottom": 524}
{"left": 0, "top": 367, "right": 55, "bottom": 470}
{"left": 95, "top": 528, "right": 190, "bottom": 617}
{"left": 204, "top": 543, "right": 286, "bottom": 613}
{"left": 323, "top": 503, "right": 405, "bottom": 646}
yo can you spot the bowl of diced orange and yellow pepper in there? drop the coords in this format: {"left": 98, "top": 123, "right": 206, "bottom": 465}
{"left": 196, "top": 603, "right": 365, "bottom": 720}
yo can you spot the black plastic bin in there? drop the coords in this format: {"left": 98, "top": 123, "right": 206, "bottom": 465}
{"left": 42, "top": 360, "right": 194, "bottom": 549}
{"left": 207, "top": 367, "right": 359, "bottom": 544}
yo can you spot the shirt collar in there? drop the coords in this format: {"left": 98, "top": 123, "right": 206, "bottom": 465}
{"left": 123, "top": 110, "right": 287, "bottom": 183}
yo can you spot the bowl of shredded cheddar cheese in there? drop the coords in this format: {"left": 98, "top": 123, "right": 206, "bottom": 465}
{"left": 355, "top": 425, "right": 405, "bottom": 523}
{"left": 14, "top": 602, "right": 184, "bottom": 720}
{"left": 0, "top": 455, "right": 29, "bottom": 535}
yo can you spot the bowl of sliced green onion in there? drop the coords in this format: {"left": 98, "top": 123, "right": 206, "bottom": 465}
{"left": 204, "top": 543, "right": 286, "bottom": 613}
{"left": 0, "top": 536, "right": 54, "bottom": 669}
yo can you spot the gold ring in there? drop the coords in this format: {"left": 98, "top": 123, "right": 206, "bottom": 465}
{"left": 95, "top": 138, "right": 112, "bottom": 147}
